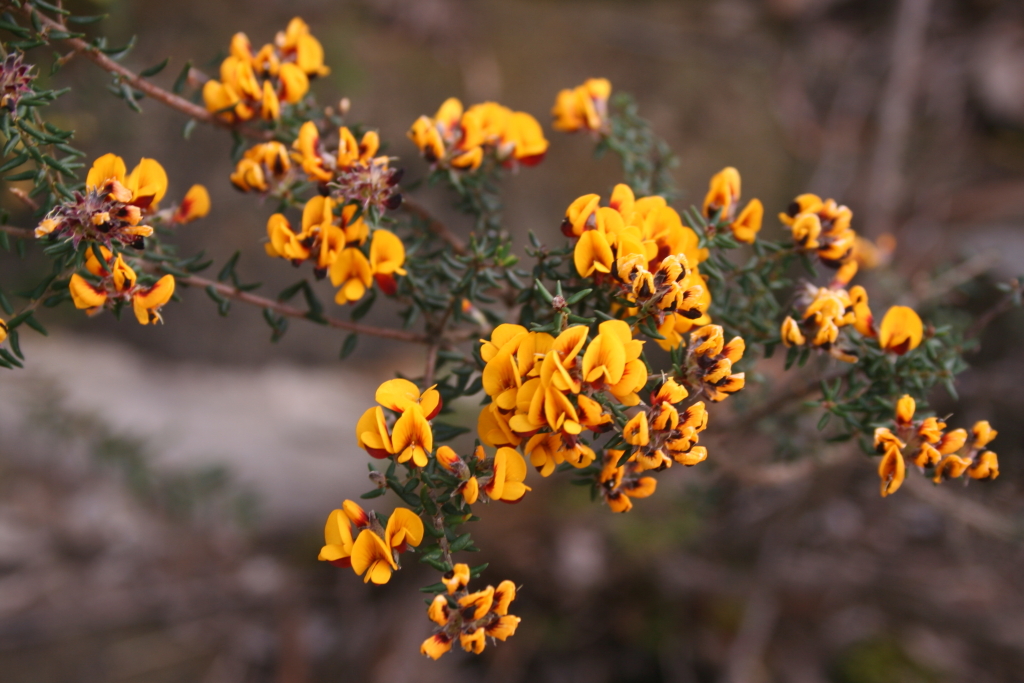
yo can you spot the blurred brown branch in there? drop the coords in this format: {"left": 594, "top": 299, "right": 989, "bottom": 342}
{"left": 28, "top": 7, "right": 270, "bottom": 140}
{"left": 401, "top": 197, "right": 467, "bottom": 254}
{"left": 176, "top": 273, "right": 431, "bottom": 343}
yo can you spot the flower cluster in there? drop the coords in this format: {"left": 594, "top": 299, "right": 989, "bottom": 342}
{"left": 317, "top": 500, "right": 424, "bottom": 583}
{"left": 875, "top": 395, "right": 999, "bottom": 497}
{"left": 420, "top": 564, "right": 521, "bottom": 659}
{"left": 0, "top": 51, "right": 34, "bottom": 111}
{"left": 551, "top": 78, "right": 611, "bottom": 134}
{"left": 681, "top": 325, "right": 746, "bottom": 401}
{"left": 780, "top": 193, "right": 860, "bottom": 286}
{"left": 203, "top": 17, "right": 328, "bottom": 123}
{"left": 702, "top": 167, "right": 764, "bottom": 244}
{"left": 408, "top": 98, "right": 548, "bottom": 171}
{"left": 564, "top": 184, "right": 712, "bottom": 348}
{"left": 293, "top": 121, "right": 401, "bottom": 210}
{"left": 36, "top": 153, "right": 207, "bottom": 248}
{"left": 356, "top": 379, "right": 441, "bottom": 465}
{"left": 479, "top": 321, "right": 650, "bottom": 475}
{"left": 781, "top": 284, "right": 924, "bottom": 360}
{"left": 69, "top": 246, "right": 176, "bottom": 325}
{"left": 264, "top": 195, "right": 406, "bottom": 303}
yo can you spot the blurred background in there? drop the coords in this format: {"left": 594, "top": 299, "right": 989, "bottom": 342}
{"left": 2, "top": 0, "right": 1024, "bottom": 681}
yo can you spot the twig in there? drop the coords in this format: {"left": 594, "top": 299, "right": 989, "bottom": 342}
{"left": 903, "top": 474, "right": 1018, "bottom": 541}
{"left": 1, "top": 225, "right": 34, "bottom": 239}
{"left": 423, "top": 342, "right": 439, "bottom": 386}
{"left": 864, "top": 0, "right": 934, "bottom": 236}
{"left": 175, "top": 273, "right": 430, "bottom": 343}
{"left": 966, "top": 282, "right": 1020, "bottom": 339}
{"left": 28, "top": 8, "right": 269, "bottom": 140}
{"left": 9, "top": 188, "right": 39, "bottom": 211}
{"left": 401, "top": 197, "right": 467, "bottom": 255}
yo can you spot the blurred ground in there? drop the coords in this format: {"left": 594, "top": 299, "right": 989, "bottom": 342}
{"left": 2, "top": 0, "right": 1024, "bottom": 681}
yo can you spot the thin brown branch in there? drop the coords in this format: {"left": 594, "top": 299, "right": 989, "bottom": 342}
{"left": 401, "top": 197, "right": 467, "bottom": 254}
{"left": 1, "top": 225, "right": 34, "bottom": 239}
{"left": 175, "top": 273, "right": 430, "bottom": 343}
{"left": 29, "top": 9, "right": 269, "bottom": 140}
{"left": 966, "top": 282, "right": 1020, "bottom": 339}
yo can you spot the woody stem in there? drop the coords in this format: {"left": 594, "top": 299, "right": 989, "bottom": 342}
{"left": 26, "top": 7, "right": 270, "bottom": 140}
{"left": 175, "top": 273, "right": 432, "bottom": 343}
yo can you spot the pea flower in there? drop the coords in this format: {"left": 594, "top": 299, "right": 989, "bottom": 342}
{"left": 779, "top": 193, "right": 859, "bottom": 285}
{"left": 872, "top": 396, "right": 1000, "bottom": 496}
{"left": 420, "top": 564, "right": 521, "bottom": 660}
{"left": 36, "top": 154, "right": 172, "bottom": 248}
{"left": 407, "top": 98, "right": 548, "bottom": 171}
{"left": 355, "top": 379, "right": 439, "bottom": 467}
{"left": 878, "top": 305, "right": 923, "bottom": 355}
{"left": 702, "top": 167, "right": 763, "bottom": 244}
{"left": 68, "top": 246, "right": 176, "bottom": 325}
{"left": 203, "top": 17, "right": 329, "bottom": 123}
{"left": 552, "top": 78, "right": 611, "bottom": 134}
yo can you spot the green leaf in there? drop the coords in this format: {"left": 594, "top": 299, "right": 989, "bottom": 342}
{"left": 172, "top": 60, "right": 193, "bottom": 95}
{"left": 449, "top": 533, "right": 473, "bottom": 552}
{"left": 66, "top": 14, "right": 108, "bottom": 25}
{"left": 359, "top": 488, "right": 386, "bottom": 499}
{"left": 140, "top": 57, "right": 170, "bottom": 77}
{"left": 340, "top": 333, "right": 358, "bottom": 359}
{"left": 432, "top": 422, "right": 470, "bottom": 442}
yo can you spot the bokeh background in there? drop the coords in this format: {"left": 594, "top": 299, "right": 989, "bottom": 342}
{"left": 2, "top": 0, "right": 1024, "bottom": 681}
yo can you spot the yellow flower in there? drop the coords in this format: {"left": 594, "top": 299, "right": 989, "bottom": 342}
{"left": 933, "top": 454, "right": 971, "bottom": 483}
{"left": 552, "top": 78, "right": 611, "bottom": 133}
{"left": 501, "top": 111, "right": 548, "bottom": 165}
{"left": 420, "top": 634, "right": 453, "bottom": 660}
{"left": 623, "top": 412, "right": 649, "bottom": 446}
{"left": 791, "top": 213, "right": 821, "bottom": 250}
{"left": 376, "top": 378, "right": 442, "bottom": 419}
{"left": 69, "top": 274, "right": 106, "bottom": 310}
{"left": 703, "top": 167, "right": 741, "bottom": 220}
{"left": 878, "top": 306, "right": 923, "bottom": 355}
{"left": 486, "top": 615, "right": 521, "bottom": 641}
{"left": 442, "top": 563, "right": 470, "bottom": 595}
{"left": 350, "top": 529, "right": 397, "bottom": 584}
{"left": 483, "top": 447, "right": 531, "bottom": 502}
{"left": 369, "top": 228, "right": 407, "bottom": 294}
{"left": 779, "top": 193, "right": 824, "bottom": 225}
{"left": 878, "top": 447, "right": 905, "bottom": 497}
{"left": 391, "top": 405, "right": 434, "bottom": 467}
{"left": 459, "top": 476, "right": 480, "bottom": 504}
{"left": 408, "top": 115, "right": 446, "bottom": 162}
{"left": 574, "top": 229, "right": 614, "bottom": 277}
{"left": 277, "top": 62, "right": 309, "bottom": 103}
{"left": 342, "top": 499, "right": 370, "bottom": 528}
{"left": 971, "top": 420, "right": 997, "bottom": 449}
{"left": 652, "top": 378, "right": 688, "bottom": 405}
{"left": 171, "top": 185, "right": 211, "bottom": 223}
{"left": 730, "top": 198, "right": 763, "bottom": 243}
{"left": 562, "top": 193, "right": 600, "bottom": 237}
{"left": 318, "top": 509, "right": 355, "bottom": 567}
{"left": 230, "top": 158, "right": 268, "bottom": 192}
{"left": 895, "top": 394, "right": 916, "bottom": 426}
{"left": 967, "top": 451, "right": 999, "bottom": 480}
{"left": 133, "top": 275, "right": 175, "bottom": 325}
{"left": 780, "top": 316, "right": 805, "bottom": 347}
{"left": 330, "top": 247, "right": 373, "bottom": 304}
{"left": 460, "top": 628, "right": 486, "bottom": 654}
{"left": 427, "top": 594, "right": 449, "bottom": 625}
{"left": 356, "top": 406, "right": 393, "bottom": 458}
{"left": 849, "top": 285, "right": 875, "bottom": 337}
{"left": 384, "top": 507, "right": 424, "bottom": 552}
{"left": 937, "top": 428, "right": 967, "bottom": 455}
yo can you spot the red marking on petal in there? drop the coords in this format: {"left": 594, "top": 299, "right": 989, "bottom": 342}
{"left": 375, "top": 273, "right": 397, "bottom": 296}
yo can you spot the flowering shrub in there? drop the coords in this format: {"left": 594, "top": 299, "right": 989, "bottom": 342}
{"left": 0, "top": 3, "right": 1019, "bottom": 661}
